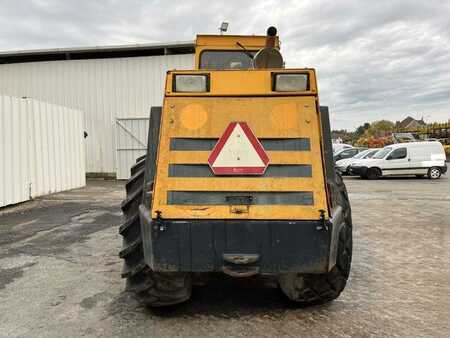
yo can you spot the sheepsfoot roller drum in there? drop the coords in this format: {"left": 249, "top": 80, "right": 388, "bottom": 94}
{"left": 119, "top": 27, "right": 352, "bottom": 307}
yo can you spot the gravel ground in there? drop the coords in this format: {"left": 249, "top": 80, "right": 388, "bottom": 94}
{"left": 0, "top": 176, "right": 449, "bottom": 337}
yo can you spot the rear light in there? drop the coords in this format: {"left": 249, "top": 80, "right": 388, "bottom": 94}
{"left": 273, "top": 73, "right": 308, "bottom": 92}
{"left": 173, "top": 74, "right": 210, "bottom": 92}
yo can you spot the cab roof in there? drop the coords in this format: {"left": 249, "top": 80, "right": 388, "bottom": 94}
{"left": 196, "top": 35, "right": 280, "bottom": 49}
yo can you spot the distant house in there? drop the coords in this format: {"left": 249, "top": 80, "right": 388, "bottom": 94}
{"left": 395, "top": 116, "right": 426, "bottom": 129}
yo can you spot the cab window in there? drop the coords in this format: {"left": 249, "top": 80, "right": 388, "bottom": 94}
{"left": 388, "top": 147, "right": 407, "bottom": 160}
{"left": 200, "top": 50, "right": 256, "bottom": 70}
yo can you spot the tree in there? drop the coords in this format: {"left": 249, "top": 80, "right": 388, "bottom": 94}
{"left": 368, "top": 120, "right": 395, "bottom": 137}
{"left": 355, "top": 122, "right": 371, "bottom": 137}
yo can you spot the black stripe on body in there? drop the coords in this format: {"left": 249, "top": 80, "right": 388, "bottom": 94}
{"left": 167, "top": 191, "right": 314, "bottom": 205}
{"left": 168, "top": 164, "right": 312, "bottom": 177}
{"left": 170, "top": 138, "right": 311, "bottom": 151}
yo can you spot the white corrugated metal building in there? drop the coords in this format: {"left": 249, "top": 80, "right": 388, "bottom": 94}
{"left": 0, "top": 41, "right": 195, "bottom": 178}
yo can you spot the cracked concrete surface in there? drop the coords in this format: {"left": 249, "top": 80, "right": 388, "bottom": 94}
{"left": 0, "top": 177, "right": 449, "bottom": 337}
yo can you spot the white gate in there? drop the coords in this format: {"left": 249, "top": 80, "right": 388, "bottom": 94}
{"left": 0, "top": 95, "right": 86, "bottom": 207}
{"left": 116, "top": 118, "right": 149, "bottom": 179}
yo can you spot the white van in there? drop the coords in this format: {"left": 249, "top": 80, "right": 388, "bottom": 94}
{"left": 349, "top": 142, "right": 447, "bottom": 179}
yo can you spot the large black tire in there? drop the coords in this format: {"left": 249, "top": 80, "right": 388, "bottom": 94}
{"left": 119, "top": 156, "right": 192, "bottom": 307}
{"left": 278, "top": 172, "right": 352, "bottom": 305}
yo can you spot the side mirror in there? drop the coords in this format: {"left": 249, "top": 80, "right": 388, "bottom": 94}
{"left": 386, "top": 155, "right": 392, "bottom": 160}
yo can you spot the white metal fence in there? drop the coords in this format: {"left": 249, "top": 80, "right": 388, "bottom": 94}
{"left": 0, "top": 95, "right": 86, "bottom": 207}
{"left": 116, "top": 117, "right": 149, "bottom": 179}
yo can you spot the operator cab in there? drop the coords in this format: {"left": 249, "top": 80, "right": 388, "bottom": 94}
{"left": 195, "top": 27, "right": 282, "bottom": 70}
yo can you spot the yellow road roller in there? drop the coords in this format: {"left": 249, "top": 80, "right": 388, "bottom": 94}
{"left": 119, "top": 27, "right": 352, "bottom": 307}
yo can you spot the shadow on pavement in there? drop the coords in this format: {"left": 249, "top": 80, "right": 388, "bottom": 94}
{"left": 147, "top": 277, "right": 330, "bottom": 318}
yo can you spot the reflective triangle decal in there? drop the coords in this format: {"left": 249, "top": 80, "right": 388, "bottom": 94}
{"left": 208, "top": 122, "right": 269, "bottom": 175}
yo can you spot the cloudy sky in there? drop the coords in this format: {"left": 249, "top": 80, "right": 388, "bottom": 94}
{"left": 1, "top": 0, "right": 449, "bottom": 130}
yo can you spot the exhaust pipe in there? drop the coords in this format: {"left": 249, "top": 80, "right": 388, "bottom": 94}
{"left": 253, "top": 26, "right": 283, "bottom": 69}
{"left": 265, "top": 26, "right": 277, "bottom": 48}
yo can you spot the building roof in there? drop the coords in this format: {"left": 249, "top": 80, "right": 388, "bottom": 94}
{"left": 396, "top": 116, "right": 426, "bottom": 129}
{"left": 0, "top": 41, "right": 195, "bottom": 64}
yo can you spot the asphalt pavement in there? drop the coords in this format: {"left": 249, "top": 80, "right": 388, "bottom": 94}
{"left": 1, "top": 176, "right": 449, "bottom": 337}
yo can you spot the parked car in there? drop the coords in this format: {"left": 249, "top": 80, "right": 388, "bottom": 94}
{"left": 333, "top": 147, "right": 367, "bottom": 162}
{"left": 335, "top": 148, "right": 380, "bottom": 175}
{"left": 332, "top": 143, "right": 353, "bottom": 154}
{"left": 349, "top": 141, "right": 447, "bottom": 179}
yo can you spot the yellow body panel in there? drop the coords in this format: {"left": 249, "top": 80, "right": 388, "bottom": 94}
{"left": 151, "top": 34, "right": 328, "bottom": 221}
{"left": 165, "top": 70, "right": 316, "bottom": 97}
{"left": 151, "top": 86, "right": 328, "bottom": 220}
{"left": 153, "top": 205, "right": 324, "bottom": 220}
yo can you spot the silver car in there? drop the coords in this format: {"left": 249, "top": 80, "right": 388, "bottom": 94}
{"left": 335, "top": 148, "right": 380, "bottom": 175}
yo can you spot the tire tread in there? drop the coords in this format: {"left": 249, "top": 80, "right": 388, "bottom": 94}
{"left": 119, "top": 155, "right": 191, "bottom": 307}
{"left": 278, "top": 171, "right": 352, "bottom": 305}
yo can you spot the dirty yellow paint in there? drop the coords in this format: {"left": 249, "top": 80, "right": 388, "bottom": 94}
{"left": 179, "top": 104, "right": 208, "bottom": 130}
{"left": 270, "top": 102, "right": 303, "bottom": 130}
{"left": 156, "top": 205, "right": 325, "bottom": 220}
{"left": 165, "top": 69, "right": 317, "bottom": 97}
{"left": 151, "top": 71, "right": 329, "bottom": 220}
{"left": 164, "top": 177, "right": 315, "bottom": 192}
{"left": 161, "top": 96, "right": 318, "bottom": 138}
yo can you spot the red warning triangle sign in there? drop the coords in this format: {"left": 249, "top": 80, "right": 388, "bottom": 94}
{"left": 208, "top": 122, "right": 269, "bottom": 175}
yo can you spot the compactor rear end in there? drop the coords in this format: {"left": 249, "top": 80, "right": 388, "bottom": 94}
{"left": 119, "top": 27, "right": 352, "bottom": 307}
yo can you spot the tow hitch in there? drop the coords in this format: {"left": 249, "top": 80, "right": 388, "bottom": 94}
{"left": 222, "top": 253, "right": 260, "bottom": 277}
